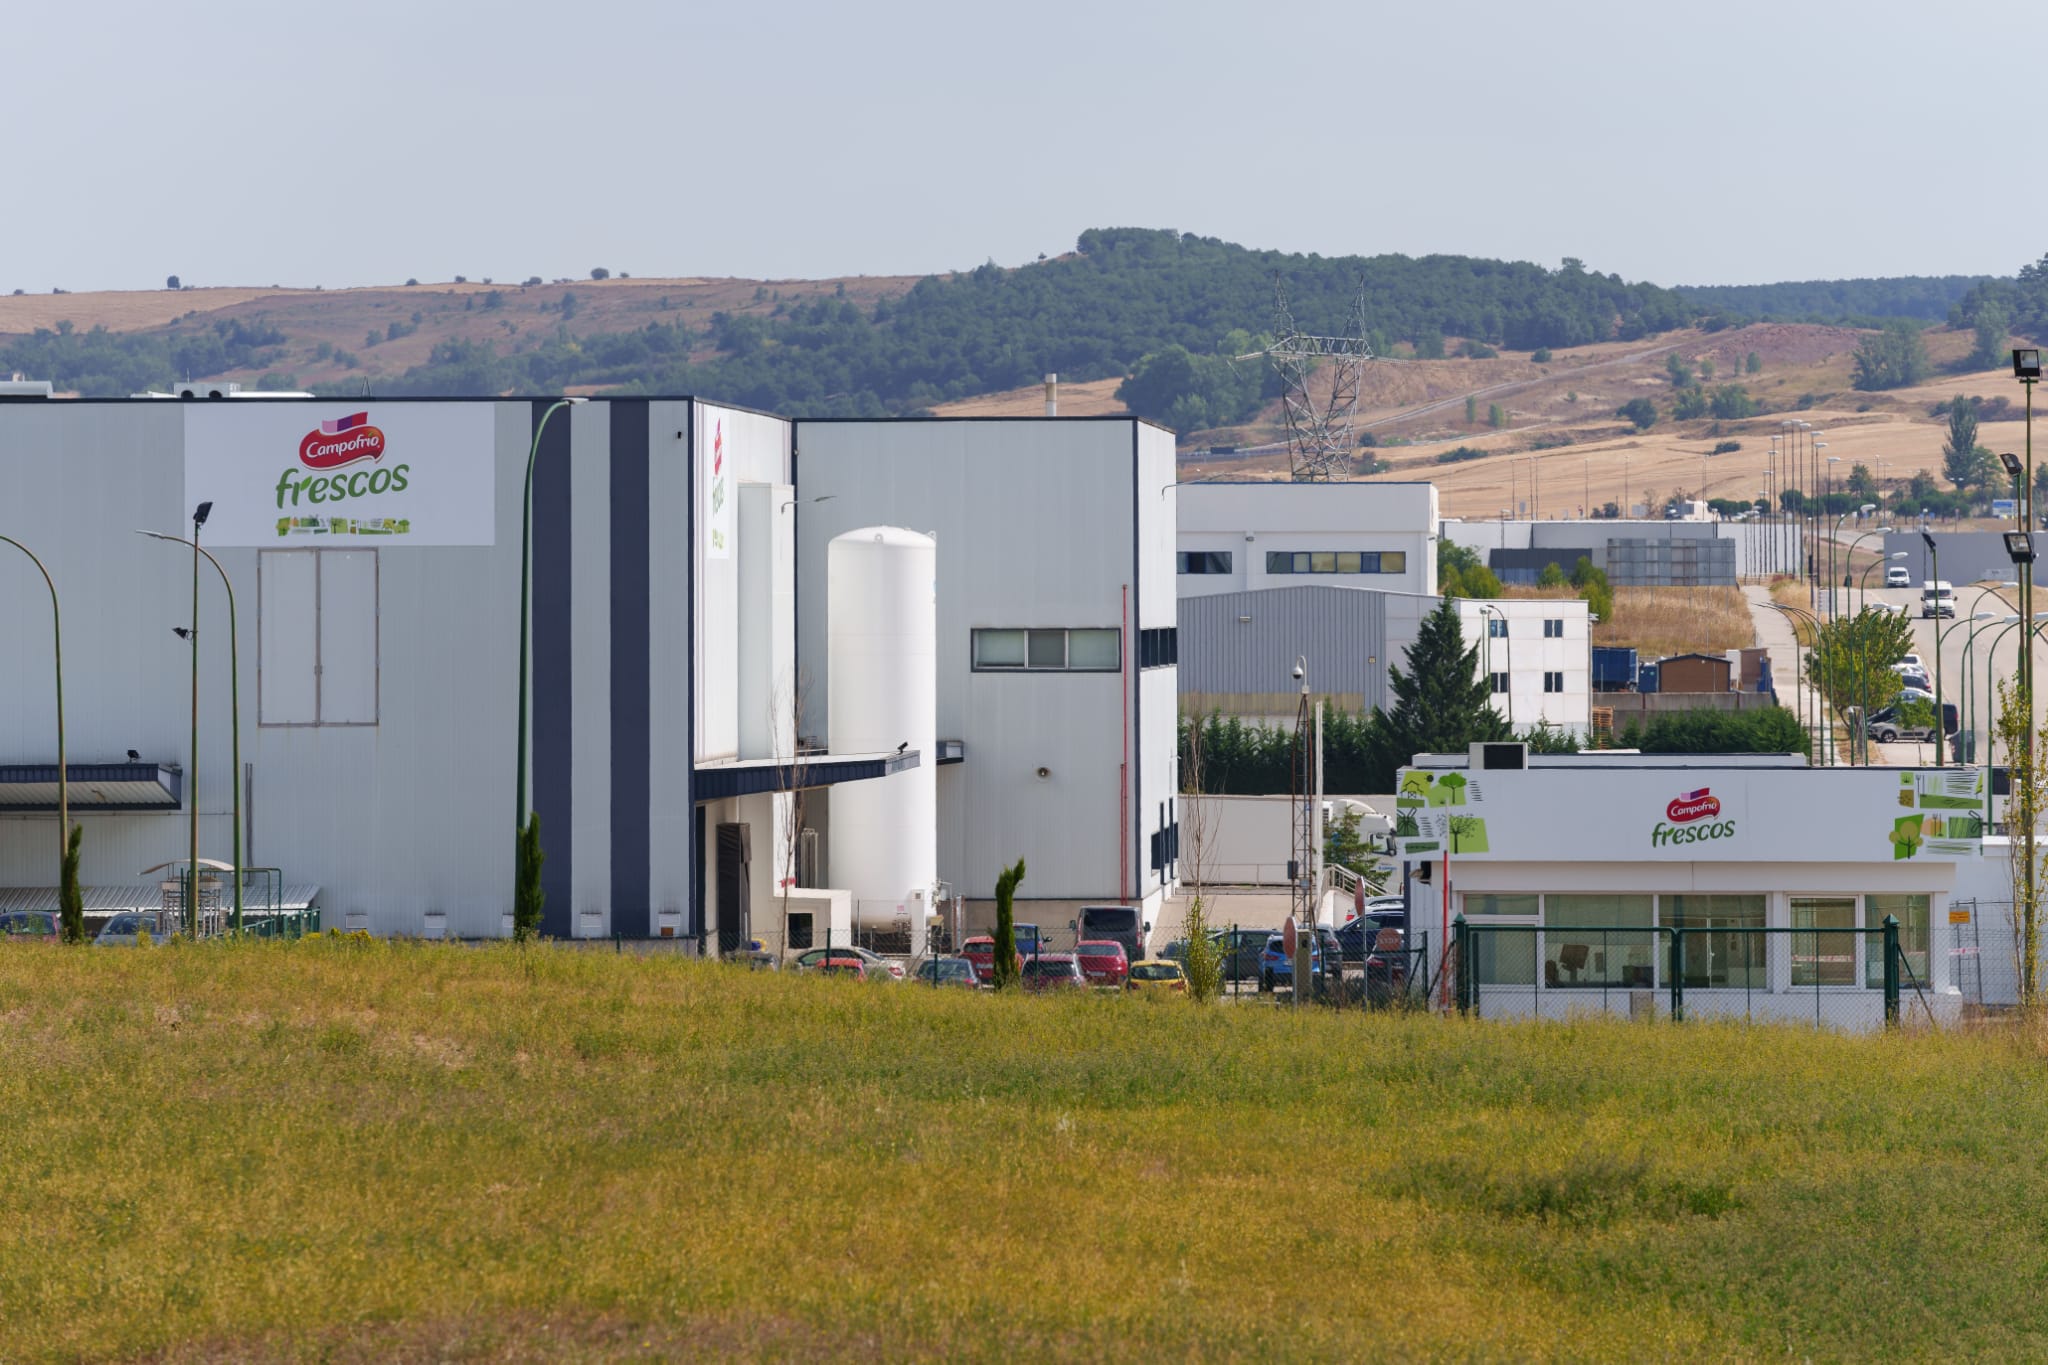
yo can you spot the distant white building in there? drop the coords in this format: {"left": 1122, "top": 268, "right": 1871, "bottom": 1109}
{"left": 1176, "top": 481, "right": 1438, "bottom": 599}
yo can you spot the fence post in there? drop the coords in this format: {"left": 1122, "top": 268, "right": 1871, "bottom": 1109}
{"left": 1453, "top": 914, "right": 1471, "bottom": 1015}
{"left": 1669, "top": 926, "right": 1685, "bottom": 1023}
{"left": 1882, "top": 914, "right": 1901, "bottom": 1028}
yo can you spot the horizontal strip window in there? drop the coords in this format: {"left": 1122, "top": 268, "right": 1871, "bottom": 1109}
{"left": 973, "top": 627, "right": 1121, "bottom": 672}
{"left": 1139, "top": 626, "right": 1178, "bottom": 669}
{"left": 1264, "top": 550, "right": 1407, "bottom": 575}
{"left": 1177, "top": 551, "right": 1232, "bottom": 575}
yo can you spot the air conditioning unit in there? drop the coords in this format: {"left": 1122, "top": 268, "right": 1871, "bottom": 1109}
{"left": 176, "top": 381, "right": 240, "bottom": 399}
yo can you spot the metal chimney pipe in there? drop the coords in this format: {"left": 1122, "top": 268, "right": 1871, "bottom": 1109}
{"left": 1044, "top": 373, "right": 1058, "bottom": 417}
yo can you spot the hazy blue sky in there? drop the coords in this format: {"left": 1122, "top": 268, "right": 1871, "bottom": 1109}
{"left": 6, "top": 0, "right": 2042, "bottom": 293}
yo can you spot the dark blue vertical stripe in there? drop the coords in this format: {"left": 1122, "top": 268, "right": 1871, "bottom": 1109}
{"left": 609, "top": 401, "right": 652, "bottom": 938}
{"left": 686, "top": 406, "right": 702, "bottom": 940}
{"left": 532, "top": 399, "right": 574, "bottom": 939}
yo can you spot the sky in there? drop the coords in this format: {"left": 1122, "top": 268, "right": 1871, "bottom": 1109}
{"left": 5, "top": 0, "right": 2044, "bottom": 294}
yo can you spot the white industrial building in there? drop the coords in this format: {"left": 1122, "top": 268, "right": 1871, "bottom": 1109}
{"left": 792, "top": 417, "right": 1181, "bottom": 929}
{"left": 1175, "top": 480, "right": 1438, "bottom": 598}
{"left": 1442, "top": 516, "right": 1795, "bottom": 584}
{"left": 0, "top": 397, "right": 1165, "bottom": 947}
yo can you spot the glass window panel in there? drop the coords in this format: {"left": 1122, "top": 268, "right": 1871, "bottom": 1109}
{"left": 1027, "top": 630, "right": 1066, "bottom": 668}
{"left": 1266, "top": 551, "right": 1292, "bottom": 574}
{"left": 1467, "top": 893, "right": 1538, "bottom": 917}
{"left": 1491, "top": 673, "right": 1509, "bottom": 694}
{"left": 1476, "top": 928, "right": 1536, "bottom": 985}
{"left": 1068, "top": 628, "right": 1120, "bottom": 670}
{"left": 1209, "top": 551, "right": 1232, "bottom": 573}
{"left": 1310, "top": 552, "right": 1337, "bottom": 573}
{"left": 1336, "top": 552, "right": 1362, "bottom": 573}
{"left": 1292, "top": 553, "right": 1312, "bottom": 572}
{"left": 1381, "top": 551, "right": 1406, "bottom": 574}
{"left": 1866, "top": 893, "right": 1931, "bottom": 988}
{"left": 1662, "top": 895, "right": 1766, "bottom": 989}
{"left": 974, "top": 629, "right": 1026, "bottom": 667}
{"left": 1790, "top": 897, "right": 1856, "bottom": 986}
{"left": 1544, "top": 894, "right": 1654, "bottom": 989}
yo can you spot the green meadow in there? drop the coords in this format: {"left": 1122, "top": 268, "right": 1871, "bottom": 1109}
{"left": 3, "top": 938, "right": 2046, "bottom": 1361}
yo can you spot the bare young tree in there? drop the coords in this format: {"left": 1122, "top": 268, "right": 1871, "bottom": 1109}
{"left": 1179, "top": 714, "right": 1224, "bottom": 1001}
{"left": 770, "top": 670, "right": 815, "bottom": 960}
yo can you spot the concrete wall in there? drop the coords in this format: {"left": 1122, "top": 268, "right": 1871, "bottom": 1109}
{"left": 1884, "top": 531, "right": 2017, "bottom": 591}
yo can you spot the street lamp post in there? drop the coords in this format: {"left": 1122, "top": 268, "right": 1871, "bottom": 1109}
{"left": 2016, "top": 349, "right": 2042, "bottom": 955}
{"left": 1962, "top": 611, "right": 2019, "bottom": 769}
{"left": 138, "top": 528, "right": 242, "bottom": 935}
{"left": 1922, "top": 531, "right": 1945, "bottom": 765}
{"left": 1764, "top": 601, "right": 1823, "bottom": 763}
{"left": 182, "top": 503, "right": 211, "bottom": 935}
{"left": 1829, "top": 504, "right": 1875, "bottom": 619}
{"left": 514, "top": 398, "right": 589, "bottom": 920}
{"left": 1479, "top": 604, "right": 1510, "bottom": 727}
{"left": 0, "top": 535, "right": 67, "bottom": 933}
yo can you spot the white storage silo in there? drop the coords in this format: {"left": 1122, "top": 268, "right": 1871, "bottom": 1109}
{"left": 827, "top": 527, "right": 938, "bottom": 930}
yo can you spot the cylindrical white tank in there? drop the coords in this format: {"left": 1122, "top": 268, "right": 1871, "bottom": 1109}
{"left": 827, "top": 527, "right": 938, "bottom": 928}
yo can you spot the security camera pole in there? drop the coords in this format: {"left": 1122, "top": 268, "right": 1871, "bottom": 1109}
{"left": 1290, "top": 656, "right": 1315, "bottom": 1005}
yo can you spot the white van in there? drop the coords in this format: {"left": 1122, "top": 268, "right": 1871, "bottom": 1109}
{"left": 1921, "top": 581, "right": 1955, "bottom": 619}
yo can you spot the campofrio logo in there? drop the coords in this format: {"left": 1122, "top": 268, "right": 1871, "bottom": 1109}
{"left": 274, "top": 412, "right": 412, "bottom": 524}
{"left": 1652, "top": 786, "right": 1736, "bottom": 848}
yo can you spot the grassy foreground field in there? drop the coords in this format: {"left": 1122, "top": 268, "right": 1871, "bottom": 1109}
{"left": 6, "top": 941, "right": 2048, "bottom": 1361}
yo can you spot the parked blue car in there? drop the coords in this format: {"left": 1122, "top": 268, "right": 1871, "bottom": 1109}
{"left": 1260, "top": 927, "right": 1342, "bottom": 993}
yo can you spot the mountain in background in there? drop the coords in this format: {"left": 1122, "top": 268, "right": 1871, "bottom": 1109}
{"left": 0, "top": 229, "right": 2028, "bottom": 421}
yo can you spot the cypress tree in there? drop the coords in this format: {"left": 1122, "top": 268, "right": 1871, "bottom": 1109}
{"left": 992, "top": 858, "right": 1025, "bottom": 989}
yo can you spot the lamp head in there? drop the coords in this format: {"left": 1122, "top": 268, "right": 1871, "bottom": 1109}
{"left": 192, "top": 501, "right": 212, "bottom": 528}
{"left": 564, "top": 396, "right": 589, "bottom": 406}
{"left": 2002, "top": 451, "right": 2025, "bottom": 478}
{"left": 1291, "top": 656, "right": 1306, "bottom": 682}
{"left": 1922, "top": 530, "right": 1937, "bottom": 553}
{"left": 2003, "top": 531, "right": 2036, "bottom": 565}
{"left": 2014, "top": 348, "right": 2042, "bottom": 379}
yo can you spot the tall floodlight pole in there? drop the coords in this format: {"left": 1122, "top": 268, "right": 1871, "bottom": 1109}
{"left": 1289, "top": 657, "right": 1314, "bottom": 1005}
{"left": 2012, "top": 350, "right": 2041, "bottom": 948}
{"left": 0, "top": 535, "right": 65, "bottom": 918}
{"left": 138, "top": 529, "right": 242, "bottom": 935}
{"left": 185, "top": 502, "right": 211, "bottom": 935}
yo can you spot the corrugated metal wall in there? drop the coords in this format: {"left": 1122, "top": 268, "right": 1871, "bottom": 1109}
{"left": 1177, "top": 586, "right": 1388, "bottom": 710}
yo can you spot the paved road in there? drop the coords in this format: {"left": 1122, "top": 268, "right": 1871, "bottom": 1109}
{"left": 1764, "top": 581, "right": 2048, "bottom": 767}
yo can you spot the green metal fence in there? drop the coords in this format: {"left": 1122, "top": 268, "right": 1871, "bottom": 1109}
{"left": 1453, "top": 917, "right": 1920, "bottom": 1030}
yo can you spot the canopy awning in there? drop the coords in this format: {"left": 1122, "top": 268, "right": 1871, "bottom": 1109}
{"left": 0, "top": 884, "right": 320, "bottom": 915}
{"left": 693, "top": 748, "right": 920, "bottom": 802}
{"left": 0, "top": 763, "right": 182, "bottom": 812}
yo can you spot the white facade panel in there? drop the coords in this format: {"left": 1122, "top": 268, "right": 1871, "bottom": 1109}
{"left": 317, "top": 549, "right": 379, "bottom": 724}
{"left": 694, "top": 405, "right": 790, "bottom": 764}
{"left": 258, "top": 550, "right": 319, "bottom": 725}
{"left": 1177, "top": 481, "right": 1437, "bottom": 599}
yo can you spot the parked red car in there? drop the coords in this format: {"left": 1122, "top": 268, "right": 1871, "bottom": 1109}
{"left": 1074, "top": 939, "right": 1130, "bottom": 987}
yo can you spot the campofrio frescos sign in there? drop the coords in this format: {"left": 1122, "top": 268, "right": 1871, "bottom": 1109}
{"left": 184, "top": 403, "right": 498, "bottom": 546}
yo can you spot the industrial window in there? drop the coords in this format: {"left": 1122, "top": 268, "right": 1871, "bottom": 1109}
{"left": 259, "top": 549, "right": 379, "bottom": 726}
{"left": 1490, "top": 672, "right": 1509, "bottom": 694}
{"left": 1177, "top": 551, "right": 1232, "bottom": 574}
{"left": 1790, "top": 897, "right": 1857, "bottom": 987}
{"left": 1466, "top": 894, "right": 1538, "bottom": 917}
{"left": 972, "top": 627, "right": 1121, "bottom": 672}
{"left": 1264, "top": 550, "right": 1407, "bottom": 575}
{"left": 1139, "top": 627, "right": 1178, "bottom": 669}
{"left": 1543, "top": 618, "right": 1564, "bottom": 638}
{"left": 1543, "top": 671, "right": 1564, "bottom": 693}
{"left": 1544, "top": 894, "right": 1654, "bottom": 989}
{"left": 1661, "top": 895, "right": 1766, "bottom": 989}
{"left": 1486, "top": 616, "right": 1508, "bottom": 639}
{"left": 1865, "top": 893, "right": 1930, "bottom": 987}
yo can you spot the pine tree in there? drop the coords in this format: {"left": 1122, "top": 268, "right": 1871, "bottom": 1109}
{"left": 1369, "top": 601, "right": 1511, "bottom": 778}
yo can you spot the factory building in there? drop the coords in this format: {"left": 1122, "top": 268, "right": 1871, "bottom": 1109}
{"left": 793, "top": 417, "right": 1180, "bottom": 929}
{"left": 0, "top": 396, "right": 961, "bottom": 944}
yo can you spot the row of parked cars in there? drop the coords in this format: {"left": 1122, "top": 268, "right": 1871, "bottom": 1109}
{"left": 781, "top": 936, "right": 1190, "bottom": 995}
{"left": 1, "top": 910, "right": 167, "bottom": 945}
{"left": 1160, "top": 898, "right": 1415, "bottom": 996}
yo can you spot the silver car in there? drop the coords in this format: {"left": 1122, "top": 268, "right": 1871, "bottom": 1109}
{"left": 94, "top": 912, "right": 160, "bottom": 946}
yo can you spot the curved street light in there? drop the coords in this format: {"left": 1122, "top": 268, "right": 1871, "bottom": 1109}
{"left": 1477, "top": 603, "right": 1510, "bottom": 727}
{"left": 1840, "top": 524, "right": 1890, "bottom": 613}
{"left": 1962, "top": 612, "right": 2023, "bottom": 769}
{"left": 1763, "top": 600, "right": 1826, "bottom": 764}
{"left": 1858, "top": 551, "right": 1909, "bottom": 614}
{"left": 0, "top": 535, "right": 69, "bottom": 937}
{"left": 136, "top": 528, "right": 242, "bottom": 935}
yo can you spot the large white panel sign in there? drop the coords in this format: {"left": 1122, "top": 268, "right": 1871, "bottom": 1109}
{"left": 1394, "top": 764, "right": 1983, "bottom": 863}
{"left": 185, "top": 403, "right": 497, "bottom": 546}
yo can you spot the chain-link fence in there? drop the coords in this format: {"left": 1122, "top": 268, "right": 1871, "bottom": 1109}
{"left": 1452, "top": 919, "right": 1947, "bottom": 1030}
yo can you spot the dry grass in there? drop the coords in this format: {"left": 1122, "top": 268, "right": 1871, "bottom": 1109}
{"left": 1602, "top": 586, "right": 1754, "bottom": 657}
{"left": 8, "top": 939, "right": 2048, "bottom": 1360}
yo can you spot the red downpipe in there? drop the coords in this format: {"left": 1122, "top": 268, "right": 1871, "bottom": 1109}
{"left": 1120, "top": 584, "right": 1130, "bottom": 905}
